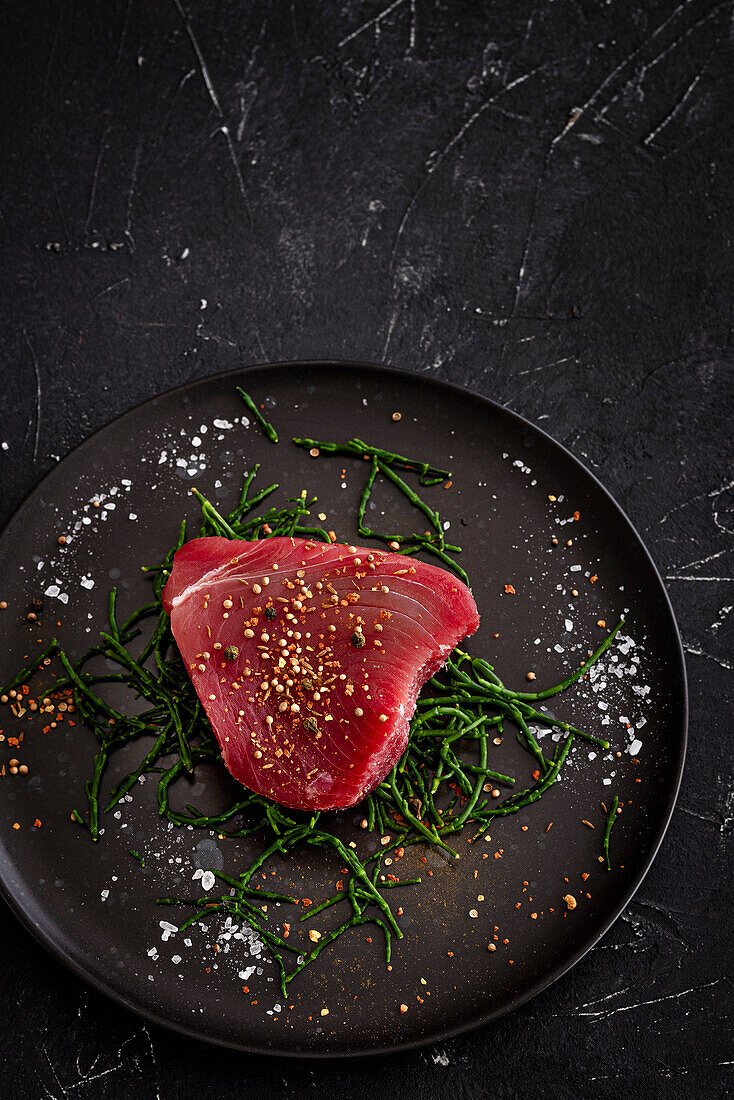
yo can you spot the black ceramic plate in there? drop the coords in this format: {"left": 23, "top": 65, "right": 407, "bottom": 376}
{"left": 0, "top": 363, "right": 686, "bottom": 1057}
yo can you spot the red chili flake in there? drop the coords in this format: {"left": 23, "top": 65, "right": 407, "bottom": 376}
{"left": 504, "top": 584, "right": 516, "bottom": 595}
{"left": 33, "top": 819, "right": 42, "bottom": 828}
{"left": 573, "top": 511, "right": 580, "bottom": 521}
{"left": 335, "top": 880, "right": 344, "bottom": 892}
{"left": 242, "top": 985, "right": 249, "bottom": 993}
{"left": 590, "top": 575, "right": 598, "bottom": 584}
{"left": 532, "top": 769, "right": 541, "bottom": 780}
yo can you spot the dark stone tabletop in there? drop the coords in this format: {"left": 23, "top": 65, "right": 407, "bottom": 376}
{"left": 2, "top": 1, "right": 732, "bottom": 1096}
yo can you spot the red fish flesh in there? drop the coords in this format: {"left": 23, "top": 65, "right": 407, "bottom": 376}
{"left": 162, "top": 536, "right": 479, "bottom": 811}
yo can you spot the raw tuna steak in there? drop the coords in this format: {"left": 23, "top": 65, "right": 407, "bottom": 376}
{"left": 162, "top": 536, "right": 479, "bottom": 811}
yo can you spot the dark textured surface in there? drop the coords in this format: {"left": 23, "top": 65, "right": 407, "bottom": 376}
{"left": 1, "top": 0, "right": 731, "bottom": 1095}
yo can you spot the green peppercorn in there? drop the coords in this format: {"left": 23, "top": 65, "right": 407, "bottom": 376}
{"left": 350, "top": 631, "right": 366, "bottom": 648}
{"left": 224, "top": 645, "right": 239, "bottom": 661}
{"left": 264, "top": 605, "right": 276, "bottom": 620}
{"left": 303, "top": 716, "right": 319, "bottom": 735}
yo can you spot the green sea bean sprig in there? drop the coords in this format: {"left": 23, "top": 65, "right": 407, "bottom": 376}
{"left": 2, "top": 418, "right": 626, "bottom": 996}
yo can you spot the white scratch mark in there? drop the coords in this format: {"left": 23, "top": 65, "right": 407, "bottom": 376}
{"left": 576, "top": 977, "right": 728, "bottom": 1021}
{"left": 658, "top": 479, "right": 734, "bottom": 525}
{"left": 115, "top": 0, "right": 133, "bottom": 67}
{"left": 671, "top": 548, "right": 728, "bottom": 571}
{"left": 518, "top": 356, "right": 575, "bottom": 376}
{"left": 97, "top": 276, "right": 131, "bottom": 298}
{"left": 124, "top": 140, "right": 143, "bottom": 252}
{"left": 381, "top": 304, "right": 400, "bottom": 359}
{"left": 682, "top": 643, "right": 734, "bottom": 671}
{"left": 24, "top": 332, "right": 42, "bottom": 463}
{"left": 82, "top": 126, "right": 110, "bottom": 241}
{"left": 665, "top": 575, "right": 733, "bottom": 583}
{"left": 552, "top": 1, "right": 693, "bottom": 146}
{"left": 337, "top": 0, "right": 407, "bottom": 48}
{"left": 643, "top": 66, "right": 707, "bottom": 146}
{"left": 173, "top": 0, "right": 251, "bottom": 219}
{"left": 579, "top": 985, "right": 632, "bottom": 1009}
{"left": 387, "top": 67, "right": 542, "bottom": 283}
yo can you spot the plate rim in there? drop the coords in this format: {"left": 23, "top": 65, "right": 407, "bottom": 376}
{"left": 0, "top": 360, "right": 688, "bottom": 1058}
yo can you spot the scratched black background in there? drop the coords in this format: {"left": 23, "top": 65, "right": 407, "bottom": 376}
{"left": 2, "top": 1, "right": 733, "bottom": 1096}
